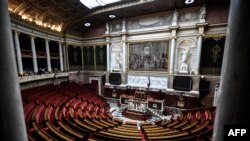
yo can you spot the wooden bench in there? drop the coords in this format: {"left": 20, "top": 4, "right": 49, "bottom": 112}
{"left": 31, "top": 106, "right": 39, "bottom": 121}
{"left": 84, "top": 119, "right": 103, "bottom": 129}
{"left": 144, "top": 128, "right": 171, "bottom": 133}
{"left": 181, "top": 121, "right": 198, "bottom": 131}
{"left": 93, "top": 119, "right": 109, "bottom": 128}
{"left": 100, "top": 131, "right": 141, "bottom": 140}
{"left": 64, "top": 118, "right": 89, "bottom": 133}
{"left": 54, "top": 106, "right": 60, "bottom": 121}
{"left": 173, "top": 120, "right": 189, "bottom": 129}
{"left": 100, "top": 119, "right": 115, "bottom": 127}
{"left": 166, "top": 120, "right": 180, "bottom": 127}
{"left": 112, "top": 127, "right": 139, "bottom": 133}
{"left": 32, "top": 122, "right": 56, "bottom": 141}
{"left": 57, "top": 121, "right": 84, "bottom": 139}
{"left": 148, "top": 131, "right": 189, "bottom": 140}
{"left": 107, "top": 119, "right": 119, "bottom": 125}
{"left": 107, "top": 129, "right": 139, "bottom": 136}
{"left": 147, "top": 130, "right": 179, "bottom": 137}
{"left": 190, "top": 121, "right": 210, "bottom": 134}
{"left": 74, "top": 118, "right": 97, "bottom": 132}
{"left": 46, "top": 121, "right": 75, "bottom": 141}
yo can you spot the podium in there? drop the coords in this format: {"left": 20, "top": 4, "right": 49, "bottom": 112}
{"left": 120, "top": 90, "right": 151, "bottom": 120}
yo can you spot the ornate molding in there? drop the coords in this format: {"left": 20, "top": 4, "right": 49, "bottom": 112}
{"left": 203, "top": 34, "right": 226, "bottom": 39}
{"left": 11, "top": 15, "right": 63, "bottom": 38}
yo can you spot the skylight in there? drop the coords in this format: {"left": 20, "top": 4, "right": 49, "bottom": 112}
{"left": 80, "top": 0, "right": 121, "bottom": 9}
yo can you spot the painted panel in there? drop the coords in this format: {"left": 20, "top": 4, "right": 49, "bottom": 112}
{"left": 129, "top": 41, "right": 169, "bottom": 71}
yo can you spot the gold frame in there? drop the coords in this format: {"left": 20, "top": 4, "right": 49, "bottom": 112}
{"left": 127, "top": 40, "right": 170, "bottom": 72}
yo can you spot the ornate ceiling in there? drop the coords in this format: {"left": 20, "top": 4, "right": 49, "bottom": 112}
{"left": 8, "top": 0, "right": 228, "bottom": 36}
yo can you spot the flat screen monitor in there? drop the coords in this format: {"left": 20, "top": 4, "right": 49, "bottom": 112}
{"left": 109, "top": 73, "right": 121, "bottom": 85}
{"left": 173, "top": 76, "right": 193, "bottom": 91}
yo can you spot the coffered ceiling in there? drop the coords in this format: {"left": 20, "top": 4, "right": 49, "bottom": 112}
{"left": 8, "top": 0, "right": 229, "bottom": 36}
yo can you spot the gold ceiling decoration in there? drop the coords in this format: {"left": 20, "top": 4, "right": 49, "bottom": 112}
{"left": 8, "top": 1, "right": 63, "bottom": 32}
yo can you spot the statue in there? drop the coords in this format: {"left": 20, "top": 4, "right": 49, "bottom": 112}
{"left": 111, "top": 43, "right": 123, "bottom": 71}
{"left": 115, "top": 50, "right": 122, "bottom": 69}
{"left": 179, "top": 48, "right": 190, "bottom": 73}
{"left": 199, "top": 4, "right": 206, "bottom": 22}
{"left": 172, "top": 9, "right": 179, "bottom": 25}
{"left": 181, "top": 48, "right": 189, "bottom": 63}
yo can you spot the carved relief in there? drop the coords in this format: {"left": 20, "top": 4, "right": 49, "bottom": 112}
{"left": 110, "top": 21, "right": 122, "bottom": 32}
{"left": 127, "top": 75, "right": 148, "bottom": 87}
{"left": 127, "top": 12, "right": 172, "bottom": 30}
{"left": 127, "top": 75, "right": 168, "bottom": 89}
{"left": 149, "top": 76, "right": 168, "bottom": 89}
{"left": 178, "top": 8, "right": 199, "bottom": 23}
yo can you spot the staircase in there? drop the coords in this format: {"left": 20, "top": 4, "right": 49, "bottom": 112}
{"left": 139, "top": 128, "right": 148, "bottom": 141}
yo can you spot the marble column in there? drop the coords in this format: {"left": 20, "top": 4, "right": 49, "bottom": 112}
{"left": 94, "top": 45, "right": 96, "bottom": 70}
{"left": 45, "top": 39, "right": 51, "bottom": 72}
{"left": 58, "top": 42, "right": 64, "bottom": 72}
{"left": 63, "top": 44, "right": 67, "bottom": 71}
{"left": 30, "top": 36, "right": 38, "bottom": 73}
{"left": 122, "top": 18, "right": 127, "bottom": 72}
{"left": 0, "top": 0, "right": 27, "bottom": 140}
{"left": 106, "top": 38, "right": 110, "bottom": 72}
{"left": 65, "top": 45, "right": 69, "bottom": 71}
{"left": 13, "top": 31, "right": 23, "bottom": 75}
{"left": 169, "top": 36, "right": 176, "bottom": 74}
{"left": 81, "top": 46, "right": 84, "bottom": 70}
{"left": 105, "top": 21, "right": 110, "bottom": 72}
{"left": 195, "top": 35, "right": 202, "bottom": 75}
{"left": 213, "top": 1, "right": 250, "bottom": 141}
{"left": 122, "top": 38, "right": 126, "bottom": 72}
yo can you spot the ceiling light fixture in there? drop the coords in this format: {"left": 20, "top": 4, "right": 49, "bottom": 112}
{"left": 184, "top": 0, "right": 194, "bottom": 4}
{"left": 109, "top": 14, "right": 116, "bottom": 18}
{"left": 80, "top": 0, "right": 121, "bottom": 9}
{"left": 84, "top": 23, "right": 91, "bottom": 27}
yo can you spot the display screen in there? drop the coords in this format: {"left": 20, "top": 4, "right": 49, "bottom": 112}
{"left": 173, "top": 76, "right": 193, "bottom": 91}
{"left": 109, "top": 73, "right": 121, "bottom": 85}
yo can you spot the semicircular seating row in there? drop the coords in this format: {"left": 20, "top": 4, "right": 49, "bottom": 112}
{"left": 22, "top": 82, "right": 216, "bottom": 141}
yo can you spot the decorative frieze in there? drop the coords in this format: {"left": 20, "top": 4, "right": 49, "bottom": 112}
{"left": 127, "top": 75, "right": 168, "bottom": 89}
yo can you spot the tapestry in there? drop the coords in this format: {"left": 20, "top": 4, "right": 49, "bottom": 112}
{"left": 200, "top": 37, "right": 225, "bottom": 75}
{"left": 68, "top": 46, "right": 82, "bottom": 71}
{"left": 83, "top": 46, "right": 94, "bottom": 70}
{"left": 95, "top": 45, "right": 107, "bottom": 70}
